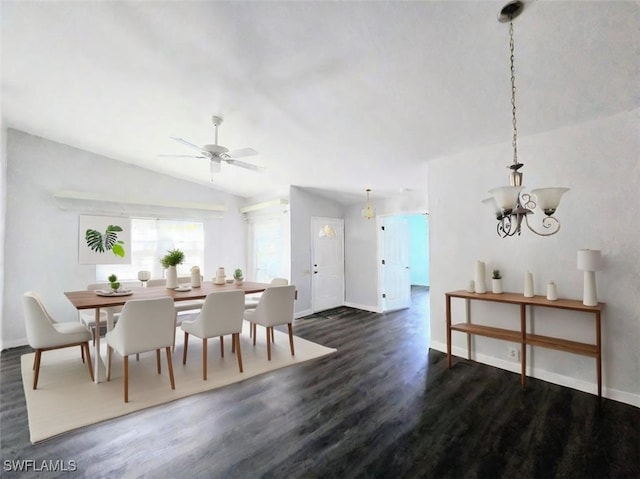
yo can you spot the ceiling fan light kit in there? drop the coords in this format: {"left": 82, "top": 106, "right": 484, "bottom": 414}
{"left": 486, "top": 1, "right": 570, "bottom": 238}
{"left": 161, "top": 115, "right": 262, "bottom": 179}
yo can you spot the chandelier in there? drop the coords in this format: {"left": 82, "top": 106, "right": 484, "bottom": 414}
{"left": 361, "top": 188, "right": 375, "bottom": 220}
{"left": 486, "top": 1, "right": 569, "bottom": 238}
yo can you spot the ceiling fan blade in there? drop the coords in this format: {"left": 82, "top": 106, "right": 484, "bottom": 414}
{"left": 224, "top": 147, "right": 259, "bottom": 159}
{"left": 224, "top": 159, "right": 265, "bottom": 172}
{"left": 158, "top": 154, "right": 207, "bottom": 159}
{"left": 170, "top": 137, "right": 207, "bottom": 154}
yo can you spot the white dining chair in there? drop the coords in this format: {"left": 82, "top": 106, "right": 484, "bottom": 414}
{"left": 244, "top": 285, "right": 296, "bottom": 361}
{"left": 105, "top": 296, "right": 176, "bottom": 402}
{"left": 22, "top": 291, "right": 94, "bottom": 389}
{"left": 181, "top": 290, "right": 245, "bottom": 379}
{"left": 246, "top": 278, "right": 289, "bottom": 340}
{"left": 79, "top": 282, "right": 136, "bottom": 344}
{"left": 146, "top": 277, "right": 205, "bottom": 352}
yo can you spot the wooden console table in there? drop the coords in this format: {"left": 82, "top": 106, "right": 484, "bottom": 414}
{"left": 445, "top": 290, "right": 603, "bottom": 400}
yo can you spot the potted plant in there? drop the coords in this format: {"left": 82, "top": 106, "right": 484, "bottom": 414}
{"left": 233, "top": 268, "right": 244, "bottom": 286}
{"left": 160, "top": 249, "right": 185, "bottom": 289}
{"left": 108, "top": 273, "right": 120, "bottom": 292}
{"left": 492, "top": 269, "right": 503, "bottom": 294}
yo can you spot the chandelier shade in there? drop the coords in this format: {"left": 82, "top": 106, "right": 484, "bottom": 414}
{"left": 488, "top": 186, "right": 523, "bottom": 212}
{"left": 530, "top": 187, "right": 570, "bottom": 215}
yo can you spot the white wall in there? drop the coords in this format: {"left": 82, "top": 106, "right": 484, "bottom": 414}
{"left": 428, "top": 110, "right": 640, "bottom": 407}
{"left": 344, "top": 204, "right": 379, "bottom": 310}
{"left": 1, "top": 129, "right": 246, "bottom": 349}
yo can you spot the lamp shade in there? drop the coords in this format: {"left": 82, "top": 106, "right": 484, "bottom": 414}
{"left": 488, "top": 186, "right": 523, "bottom": 211}
{"left": 577, "top": 249, "right": 602, "bottom": 271}
{"left": 531, "top": 187, "right": 570, "bottom": 215}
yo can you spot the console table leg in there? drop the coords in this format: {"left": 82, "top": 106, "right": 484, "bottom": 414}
{"left": 596, "top": 311, "right": 602, "bottom": 403}
{"left": 446, "top": 295, "right": 452, "bottom": 368}
{"left": 520, "top": 304, "right": 527, "bottom": 390}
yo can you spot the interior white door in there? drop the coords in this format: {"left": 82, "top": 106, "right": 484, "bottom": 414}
{"left": 380, "top": 216, "right": 411, "bottom": 312}
{"left": 311, "top": 217, "right": 344, "bottom": 313}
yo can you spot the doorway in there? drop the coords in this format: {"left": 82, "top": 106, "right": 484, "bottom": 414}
{"left": 379, "top": 213, "right": 429, "bottom": 312}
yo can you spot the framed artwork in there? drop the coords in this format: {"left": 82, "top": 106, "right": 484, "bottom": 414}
{"left": 78, "top": 215, "right": 131, "bottom": 265}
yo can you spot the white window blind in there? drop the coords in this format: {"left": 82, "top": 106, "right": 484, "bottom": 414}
{"left": 96, "top": 218, "right": 204, "bottom": 281}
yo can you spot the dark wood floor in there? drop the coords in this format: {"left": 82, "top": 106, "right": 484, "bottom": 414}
{"left": 1, "top": 287, "right": 638, "bottom": 478}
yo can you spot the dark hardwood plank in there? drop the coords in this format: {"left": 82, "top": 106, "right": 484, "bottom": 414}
{"left": 1, "top": 287, "right": 638, "bottom": 478}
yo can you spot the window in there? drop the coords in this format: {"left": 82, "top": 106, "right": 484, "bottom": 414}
{"left": 247, "top": 214, "right": 289, "bottom": 283}
{"left": 96, "top": 219, "right": 204, "bottom": 281}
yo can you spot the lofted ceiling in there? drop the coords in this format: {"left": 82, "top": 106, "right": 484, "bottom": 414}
{"left": 1, "top": 1, "right": 637, "bottom": 205}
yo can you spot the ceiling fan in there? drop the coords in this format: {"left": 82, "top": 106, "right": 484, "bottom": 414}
{"left": 160, "top": 116, "right": 263, "bottom": 175}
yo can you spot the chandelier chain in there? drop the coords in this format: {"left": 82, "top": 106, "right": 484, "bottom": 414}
{"left": 509, "top": 21, "right": 518, "bottom": 166}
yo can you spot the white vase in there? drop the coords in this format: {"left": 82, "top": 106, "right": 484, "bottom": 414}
{"left": 524, "top": 271, "right": 534, "bottom": 297}
{"left": 166, "top": 265, "right": 178, "bottom": 289}
{"left": 547, "top": 281, "right": 558, "bottom": 301}
{"left": 474, "top": 261, "right": 487, "bottom": 294}
{"left": 492, "top": 278, "right": 503, "bottom": 294}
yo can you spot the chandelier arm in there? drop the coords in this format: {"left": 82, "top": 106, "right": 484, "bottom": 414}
{"left": 523, "top": 214, "right": 561, "bottom": 237}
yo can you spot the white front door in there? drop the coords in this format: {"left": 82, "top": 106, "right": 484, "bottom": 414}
{"left": 379, "top": 216, "right": 411, "bottom": 312}
{"left": 311, "top": 217, "right": 344, "bottom": 313}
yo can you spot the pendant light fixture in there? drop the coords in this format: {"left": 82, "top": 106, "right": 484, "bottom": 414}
{"left": 486, "top": 1, "right": 569, "bottom": 237}
{"left": 361, "top": 188, "right": 375, "bottom": 220}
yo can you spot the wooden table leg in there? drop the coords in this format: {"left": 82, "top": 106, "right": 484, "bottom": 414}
{"left": 465, "top": 299, "right": 472, "bottom": 360}
{"left": 520, "top": 304, "right": 526, "bottom": 390}
{"left": 446, "top": 294, "right": 452, "bottom": 368}
{"left": 93, "top": 308, "right": 102, "bottom": 383}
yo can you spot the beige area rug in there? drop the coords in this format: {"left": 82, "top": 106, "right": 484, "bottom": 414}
{"left": 21, "top": 322, "right": 336, "bottom": 443}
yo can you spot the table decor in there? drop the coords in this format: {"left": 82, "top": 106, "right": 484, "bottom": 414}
{"left": 161, "top": 248, "right": 185, "bottom": 289}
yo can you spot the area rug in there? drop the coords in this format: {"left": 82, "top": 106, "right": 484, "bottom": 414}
{"left": 21, "top": 322, "right": 336, "bottom": 443}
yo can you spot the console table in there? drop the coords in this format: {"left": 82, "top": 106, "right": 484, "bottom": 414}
{"left": 445, "top": 290, "right": 603, "bottom": 400}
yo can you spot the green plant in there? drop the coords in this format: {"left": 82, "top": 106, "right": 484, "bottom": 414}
{"left": 492, "top": 269, "right": 502, "bottom": 280}
{"left": 85, "top": 225, "right": 126, "bottom": 258}
{"left": 233, "top": 268, "right": 243, "bottom": 280}
{"left": 160, "top": 249, "right": 185, "bottom": 268}
{"left": 108, "top": 273, "right": 120, "bottom": 291}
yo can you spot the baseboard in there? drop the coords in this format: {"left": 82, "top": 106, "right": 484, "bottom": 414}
{"left": 1, "top": 336, "right": 28, "bottom": 352}
{"left": 430, "top": 340, "right": 640, "bottom": 409}
{"left": 294, "top": 309, "right": 313, "bottom": 319}
{"left": 343, "top": 302, "right": 381, "bottom": 313}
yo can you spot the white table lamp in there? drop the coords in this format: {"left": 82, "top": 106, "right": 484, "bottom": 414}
{"left": 577, "top": 249, "right": 602, "bottom": 306}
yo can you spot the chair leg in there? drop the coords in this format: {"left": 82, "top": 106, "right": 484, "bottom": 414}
{"left": 182, "top": 332, "right": 189, "bottom": 365}
{"left": 124, "top": 355, "right": 129, "bottom": 403}
{"left": 165, "top": 347, "right": 175, "bottom": 390}
{"left": 232, "top": 334, "right": 236, "bottom": 353}
{"left": 84, "top": 343, "right": 94, "bottom": 382}
{"left": 172, "top": 314, "right": 178, "bottom": 353}
{"left": 249, "top": 321, "right": 253, "bottom": 338}
{"left": 253, "top": 323, "right": 257, "bottom": 346}
{"left": 266, "top": 327, "right": 272, "bottom": 361}
{"left": 156, "top": 349, "right": 161, "bottom": 374}
{"left": 202, "top": 337, "right": 208, "bottom": 381}
{"left": 81, "top": 344, "right": 85, "bottom": 363}
{"left": 107, "top": 346, "right": 112, "bottom": 381}
{"left": 219, "top": 336, "right": 224, "bottom": 358}
{"left": 271, "top": 327, "right": 275, "bottom": 343}
{"left": 234, "top": 333, "right": 243, "bottom": 373}
{"left": 288, "top": 323, "right": 295, "bottom": 356}
{"left": 32, "top": 350, "right": 42, "bottom": 389}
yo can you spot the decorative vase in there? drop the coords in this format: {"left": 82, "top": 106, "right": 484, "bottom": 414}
{"left": 235, "top": 278, "right": 244, "bottom": 286}
{"left": 166, "top": 265, "right": 178, "bottom": 289}
{"left": 190, "top": 266, "right": 201, "bottom": 288}
{"left": 547, "top": 281, "right": 558, "bottom": 301}
{"left": 492, "top": 278, "right": 503, "bottom": 294}
{"left": 524, "top": 271, "right": 534, "bottom": 297}
{"left": 474, "top": 261, "right": 487, "bottom": 294}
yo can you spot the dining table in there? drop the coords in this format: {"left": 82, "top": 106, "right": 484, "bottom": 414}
{"left": 64, "top": 281, "right": 272, "bottom": 383}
